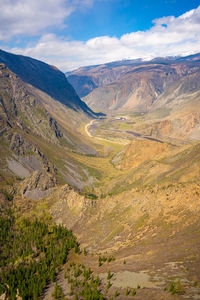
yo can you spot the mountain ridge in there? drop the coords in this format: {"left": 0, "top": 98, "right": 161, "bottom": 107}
{"left": 67, "top": 53, "right": 200, "bottom": 113}
{"left": 0, "top": 49, "right": 98, "bottom": 117}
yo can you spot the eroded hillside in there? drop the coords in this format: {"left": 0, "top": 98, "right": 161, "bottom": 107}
{"left": 67, "top": 54, "right": 200, "bottom": 113}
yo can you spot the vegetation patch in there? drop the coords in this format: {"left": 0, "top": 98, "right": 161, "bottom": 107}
{"left": 0, "top": 208, "right": 79, "bottom": 299}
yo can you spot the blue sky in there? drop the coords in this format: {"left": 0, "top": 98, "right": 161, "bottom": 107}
{"left": 66, "top": 0, "right": 199, "bottom": 40}
{"left": 0, "top": 0, "right": 200, "bottom": 71}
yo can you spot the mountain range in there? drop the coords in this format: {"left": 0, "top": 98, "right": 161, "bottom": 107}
{"left": 0, "top": 49, "right": 200, "bottom": 300}
{"left": 67, "top": 53, "right": 200, "bottom": 112}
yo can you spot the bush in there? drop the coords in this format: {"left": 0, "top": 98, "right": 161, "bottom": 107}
{"left": 107, "top": 270, "right": 111, "bottom": 280}
{"left": 169, "top": 280, "right": 184, "bottom": 295}
{"left": 137, "top": 284, "right": 141, "bottom": 289}
{"left": 114, "top": 290, "right": 119, "bottom": 297}
{"left": 125, "top": 287, "right": 130, "bottom": 296}
{"left": 107, "top": 280, "right": 111, "bottom": 289}
{"left": 132, "top": 289, "right": 136, "bottom": 296}
{"left": 107, "top": 255, "right": 115, "bottom": 263}
{"left": 98, "top": 256, "right": 102, "bottom": 267}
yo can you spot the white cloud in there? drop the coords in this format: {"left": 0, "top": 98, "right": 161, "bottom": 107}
{"left": 0, "top": 0, "right": 94, "bottom": 39}
{"left": 5, "top": 5, "right": 200, "bottom": 71}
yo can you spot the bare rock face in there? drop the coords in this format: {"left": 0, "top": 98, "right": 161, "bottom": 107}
{"left": 141, "top": 113, "right": 200, "bottom": 140}
{"left": 22, "top": 170, "right": 57, "bottom": 192}
{"left": 21, "top": 170, "right": 57, "bottom": 200}
{"left": 115, "top": 139, "right": 173, "bottom": 170}
{"left": 67, "top": 54, "right": 200, "bottom": 113}
{"left": 6, "top": 132, "right": 56, "bottom": 173}
{"left": 45, "top": 184, "right": 96, "bottom": 229}
{"left": 7, "top": 132, "right": 32, "bottom": 155}
{"left": 0, "top": 63, "right": 63, "bottom": 144}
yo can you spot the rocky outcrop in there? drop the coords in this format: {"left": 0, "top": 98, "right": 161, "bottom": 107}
{"left": 6, "top": 132, "right": 56, "bottom": 173}
{"left": 22, "top": 170, "right": 56, "bottom": 193}
{"left": 0, "top": 63, "right": 63, "bottom": 144}
{"left": 139, "top": 113, "right": 200, "bottom": 141}
{"left": 45, "top": 184, "right": 97, "bottom": 228}
{"left": 115, "top": 139, "right": 173, "bottom": 170}
{"left": 49, "top": 117, "right": 62, "bottom": 138}
{"left": 20, "top": 170, "right": 57, "bottom": 200}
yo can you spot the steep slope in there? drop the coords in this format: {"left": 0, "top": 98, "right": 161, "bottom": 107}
{"left": 84, "top": 62, "right": 200, "bottom": 112}
{"left": 0, "top": 63, "right": 62, "bottom": 143}
{"left": 134, "top": 71, "right": 200, "bottom": 141}
{"left": 67, "top": 53, "right": 200, "bottom": 112}
{"left": 0, "top": 63, "right": 59, "bottom": 195}
{"left": 67, "top": 74, "right": 98, "bottom": 98}
{"left": 152, "top": 69, "right": 200, "bottom": 111}
{"left": 83, "top": 64, "right": 181, "bottom": 111}
{"left": 15, "top": 141, "right": 200, "bottom": 299}
{"left": 0, "top": 63, "right": 99, "bottom": 191}
{"left": 0, "top": 49, "right": 96, "bottom": 116}
{"left": 67, "top": 59, "right": 143, "bottom": 98}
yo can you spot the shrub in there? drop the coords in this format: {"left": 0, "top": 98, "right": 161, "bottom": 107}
{"left": 107, "top": 270, "right": 111, "bottom": 280}
{"left": 132, "top": 289, "right": 136, "bottom": 296}
{"left": 125, "top": 287, "right": 130, "bottom": 296}
{"left": 169, "top": 280, "right": 184, "bottom": 295}
{"left": 114, "top": 290, "right": 119, "bottom": 297}
{"left": 107, "top": 280, "right": 111, "bottom": 289}
{"left": 137, "top": 284, "right": 141, "bottom": 289}
{"left": 98, "top": 256, "right": 102, "bottom": 267}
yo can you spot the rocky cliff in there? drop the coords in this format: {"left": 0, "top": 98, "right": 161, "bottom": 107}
{"left": 67, "top": 54, "right": 200, "bottom": 113}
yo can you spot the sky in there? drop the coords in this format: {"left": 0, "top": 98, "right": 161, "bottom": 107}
{"left": 0, "top": 0, "right": 200, "bottom": 71}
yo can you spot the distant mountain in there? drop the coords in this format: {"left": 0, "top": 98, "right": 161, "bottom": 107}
{"left": 66, "top": 53, "right": 200, "bottom": 112}
{"left": 67, "top": 59, "right": 144, "bottom": 98}
{"left": 0, "top": 49, "right": 97, "bottom": 117}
